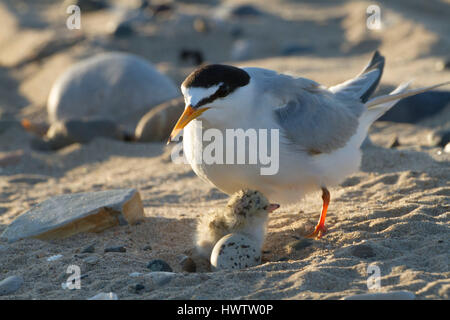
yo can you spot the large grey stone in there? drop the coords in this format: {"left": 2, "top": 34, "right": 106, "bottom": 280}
{"left": 0, "top": 276, "right": 24, "bottom": 296}
{"left": 47, "top": 52, "right": 178, "bottom": 130}
{"left": 135, "top": 97, "right": 184, "bottom": 142}
{"left": 1, "top": 189, "right": 144, "bottom": 243}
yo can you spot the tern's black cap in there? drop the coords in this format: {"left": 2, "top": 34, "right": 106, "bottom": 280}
{"left": 182, "top": 64, "right": 250, "bottom": 107}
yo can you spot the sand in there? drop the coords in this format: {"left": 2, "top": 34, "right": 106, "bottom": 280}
{"left": 0, "top": 0, "right": 449, "bottom": 300}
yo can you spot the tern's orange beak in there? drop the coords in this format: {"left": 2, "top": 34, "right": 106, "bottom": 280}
{"left": 167, "top": 105, "right": 210, "bottom": 144}
{"left": 267, "top": 203, "right": 280, "bottom": 213}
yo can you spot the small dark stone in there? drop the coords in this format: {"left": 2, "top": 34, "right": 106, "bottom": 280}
{"left": 281, "top": 44, "right": 314, "bottom": 56}
{"left": 388, "top": 136, "right": 401, "bottom": 148}
{"left": 378, "top": 91, "right": 450, "bottom": 123}
{"left": 350, "top": 244, "right": 376, "bottom": 259}
{"left": 428, "top": 129, "right": 450, "bottom": 148}
{"left": 128, "top": 283, "right": 145, "bottom": 294}
{"left": 231, "top": 5, "right": 262, "bottom": 17}
{"left": 180, "top": 256, "right": 196, "bottom": 273}
{"left": 104, "top": 246, "right": 126, "bottom": 253}
{"left": 147, "top": 259, "right": 173, "bottom": 272}
{"left": 81, "top": 243, "right": 95, "bottom": 253}
{"left": 113, "top": 23, "right": 135, "bottom": 38}
{"left": 179, "top": 49, "right": 204, "bottom": 66}
{"left": 143, "top": 245, "right": 152, "bottom": 251}
{"left": 151, "top": 4, "right": 173, "bottom": 16}
{"left": 277, "top": 257, "right": 289, "bottom": 262}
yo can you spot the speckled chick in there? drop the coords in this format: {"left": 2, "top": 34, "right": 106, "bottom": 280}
{"left": 195, "top": 189, "right": 279, "bottom": 259}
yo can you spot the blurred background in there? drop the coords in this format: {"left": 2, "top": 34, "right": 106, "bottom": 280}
{"left": 0, "top": 0, "right": 449, "bottom": 139}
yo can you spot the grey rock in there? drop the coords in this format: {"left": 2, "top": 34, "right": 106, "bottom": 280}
{"left": 1, "top": 189, "right": 144, "bottom": 243}
{"left": 88, "top": 292, "right": 118, "bottom": 300}
{"left": 0, "top": 276, "right": 24, "bottom": 295}
{"left": 343, "top": 290, "right": 415, "bottom": 300}
{"left": 281, "top": 43, "right": 314, "bottom": 56}
{"left": 112, "top": 22, "right": 135, "bottom": 37}
{"left": 147, "top": 259, "right": 173, "bottom": 272}
{"left": 378, "top": 91, "right": 450, "bottom": 123}
{"left": 104, "top": 246, "right": 126, "bottom": 253}
{"left": 135, "top": 97, "right": 184, "bottom": 142}
{"left": 81, "top": 243, "right": 96, "bottom": 253}
{"left": 128, "top": 283, "right": 145, "bottom": 293}
{"left": 47, "top": 52, "right": 178, "bottom": 131}
{"left": 350, "top": 244, "right": 376, "bottom": 259}
{"left": 145, "top": 272, "right": 176, "bottom": 286}
{"left": 428, "top": 129, "right": 450, "bottom": 147}
{"left": 83, "top": 255, "right": 99, "bottom": 265}
{"left": 31, "top": 118, "right": 131, "bottom": 151}
{"left": 142, "top": 245, "right": 152, "bottom": 251}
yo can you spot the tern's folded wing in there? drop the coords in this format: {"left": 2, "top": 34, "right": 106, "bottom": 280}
{"left": 274, "top": 88, "right": 365, "bottom": 155}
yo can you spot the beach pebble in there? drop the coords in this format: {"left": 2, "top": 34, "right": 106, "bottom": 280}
{"left": 46, "top": 254, "right": 63, "bottom": 262}
{"left": 104, "top": 246, "right": 126, "bottom": 253}
{"left": 210, "top": 233, "right": 261, "bottom": 271}
{"left": 280, "top": 43, "right": 314, "bottom": 56}
{"left": 128, "top": 283, "right": 145, "bottom": 293}
{"left": 142, "top": 245, "right": 152, "bottom": 251}
{"left": 428, "top": 129, "right": 450, "bottom": 148}
{"left": 129, "top": 272, "right": 143, "bottom": 277}
{"left": 81, "top": 243, "right": 96, "bottom": 253}
{"left": 83, "top": 255, "right": 99, "bottom": 265}
{"left": 0, "top": 276, "right": 24, "bottom": 296}
{"left": 1, "top": 189, "right": 144, "bottom": 243}
{"left": 31, "top": 118, "right": 132, "bottom": 151}
{"left": 147, "top": 259, "right": 173, "bottom": 272}
{"left": 180, "top": 255, "right": 197, "bottom": 273}
{"left": 88, "top": 292, "right": 119, "bottom": 300}
{"left": 343, "top": 290, "right": 415, "bottom": 300}
{"left": 350, "top": 244, "right": 376, "bottom": 258}
{"left": 135, "top": 97, "right": 184, "bottom": 142}
{"left": 111, "top": 22, "right": 135, "bottom": 37}
{"left": 47, "top": 52, "right": 178, "bottom": 131}
{"left": 145, "top": 272, "right": 176, "bottom": 286}
{"left": 378, "top": 91, "right": 450, "bottom": 124}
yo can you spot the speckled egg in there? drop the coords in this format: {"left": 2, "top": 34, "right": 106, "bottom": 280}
{"left": 210, "top": 233, "right": 261, "bottom": 271}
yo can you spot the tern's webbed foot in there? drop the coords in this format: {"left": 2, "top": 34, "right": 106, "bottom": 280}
{"left": 306, "top": 224, "right": 328, "bottom": 239}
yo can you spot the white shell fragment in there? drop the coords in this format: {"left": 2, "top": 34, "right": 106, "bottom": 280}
{"left": 210, "top": 233, "right": 261, "bottom": 271}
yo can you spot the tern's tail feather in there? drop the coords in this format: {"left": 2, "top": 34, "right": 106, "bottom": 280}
{"left": 362, "top": 80, "right": 450, "bottom": 126}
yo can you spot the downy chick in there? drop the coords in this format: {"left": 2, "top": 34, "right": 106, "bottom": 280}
{"left": 195, "top": 189, "right": 279, "bottom": 259}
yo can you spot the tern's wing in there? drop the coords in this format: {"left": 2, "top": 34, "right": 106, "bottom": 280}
{"left": 274, "top": 85, "right": 365, "bottom": 155}
{"left": 329, "top": 51, "right": 385, "bottom": 103}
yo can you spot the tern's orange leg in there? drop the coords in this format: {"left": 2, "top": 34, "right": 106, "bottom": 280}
{"left": 306, "top": 187, "right": 330, "bottom": 239}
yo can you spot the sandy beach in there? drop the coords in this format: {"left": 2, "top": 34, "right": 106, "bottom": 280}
{"left": 0, "top": 0, "right": 449, "bottom": 300}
